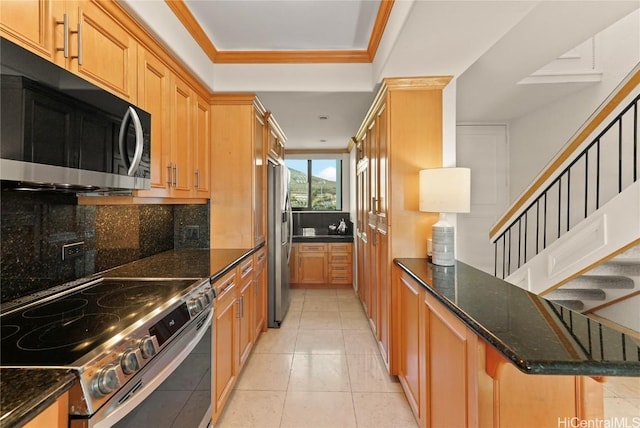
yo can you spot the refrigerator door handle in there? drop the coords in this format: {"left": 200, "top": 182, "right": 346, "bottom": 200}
{"left": 286, "top": 192, "right": 293, "bottom": 263}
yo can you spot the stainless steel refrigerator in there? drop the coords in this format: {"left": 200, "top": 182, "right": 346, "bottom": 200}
{"left": 267, "top": 161, "right": 292, "bottom": 327}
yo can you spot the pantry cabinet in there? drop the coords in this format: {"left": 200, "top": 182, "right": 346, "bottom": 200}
{"left": 354, "top": 76, "right": 451, "bottom": 369}
{"left": 210, "top": 95, "right": 270, "bottom": 248}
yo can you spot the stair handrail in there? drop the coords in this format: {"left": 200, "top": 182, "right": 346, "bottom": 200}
{"left": 490, "top": 64, "right": 640, "bottom": 279}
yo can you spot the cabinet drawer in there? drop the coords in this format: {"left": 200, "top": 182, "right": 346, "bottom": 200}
{"left": 329, "top": 243, "right": 352, "bottom": 253}
{"left": 329, "top": 252, "right": 352, "bottom": 264}
{"left": 214, "top": 269, "right": 237, "bottom": 303}
{"left": 254, "top": 247, "right": 267, "bottom": 266}
{"left": 239, "top": 257, "right": 254, "bottom": 279}
{"left": 329, "top": 272, "right": 353, "bottom": 284}
{"left": 299, "top": 243, "right": 327, "bottom": 253}
{"left": 329, "top": 264, "right": 351, "bottom": 274}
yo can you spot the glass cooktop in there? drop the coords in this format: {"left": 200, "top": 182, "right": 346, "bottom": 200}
{"left": 0, "top": 278, "right": 199, "bottom": 367}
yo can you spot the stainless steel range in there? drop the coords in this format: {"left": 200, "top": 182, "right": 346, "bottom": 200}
{"left": 0, "top": 276, "right": 214, "bottom": 427}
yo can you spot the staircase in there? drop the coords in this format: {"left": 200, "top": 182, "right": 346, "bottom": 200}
{"left": 543, "top": 244, "right": 640, "bottom": 313}
{"left": 489, "top": 66, "right": 640, "bottom": 332}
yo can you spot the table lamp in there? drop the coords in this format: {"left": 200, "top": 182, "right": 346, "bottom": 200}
{"left": 419, "top": 167, "right": 471, "bottom": 266}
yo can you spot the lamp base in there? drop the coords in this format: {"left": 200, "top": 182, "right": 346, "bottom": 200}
{"left": 432, "top": 217, "right": 455, "bottom": 266}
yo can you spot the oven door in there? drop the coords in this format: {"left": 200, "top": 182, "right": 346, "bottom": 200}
{"left": 71, "top": 310, "right": 213, "bottom": 428}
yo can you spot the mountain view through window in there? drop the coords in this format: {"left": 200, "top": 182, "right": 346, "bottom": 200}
{"left": 285, "top": 159, "right": 342, "bottom": 210}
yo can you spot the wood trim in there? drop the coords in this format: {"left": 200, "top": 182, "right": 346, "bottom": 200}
{"left": 584, "top": 289, "right": 640, "bottom": 316}
{"left": 164, "top": 0, "right": 219, "bottom": 62}
{"left": 215, "top": 49, "right": 371, "bottom": 64}
{"left": 490, "top": 68, "right": 640, "bottom": 239}
{"left": 367, "top": 0, "right": 394, "bottom": 61}
{"left": 285, "top": 149, "right": 349, "bottom": 155}
{"left": 209, "top": 93, "right": 258, "bottom": 105}
{"left": 77, "top": 196, "right": 208, "bottom": 205}
{"left": 100, "top": 1, "right": 210, "bottom": 99}
{"left": 164, "top": 0, "right": 395, "bottom": 64}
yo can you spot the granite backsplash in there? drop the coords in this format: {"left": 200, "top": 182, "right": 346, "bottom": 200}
{"left": 0, "top": 190, "right": 209, "bottom": 303}
{"left": 292, "top": 211, "right": 353, "bottom": 236}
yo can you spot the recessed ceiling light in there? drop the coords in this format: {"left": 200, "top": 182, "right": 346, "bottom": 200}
{"left": 318, "top": 115, "right": 329, "bottom": 120}
{"left": 320, "top": 139, "right": 327, "bottom": 143}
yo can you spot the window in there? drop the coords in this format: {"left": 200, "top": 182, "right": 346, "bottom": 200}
{"left": 285, "top": 159, "right": 342, "bottom": 210}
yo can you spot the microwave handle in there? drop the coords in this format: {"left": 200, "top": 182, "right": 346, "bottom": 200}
{"left": 118, "top": 106, "right": 145, "bottom": 176}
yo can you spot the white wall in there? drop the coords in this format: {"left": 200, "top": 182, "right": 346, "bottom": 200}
{"left": 508, "top": 10, "right": 640, "bottom": 202}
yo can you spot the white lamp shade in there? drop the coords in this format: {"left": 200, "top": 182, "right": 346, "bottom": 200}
{"left": 419, "top": 168, "right": 471, "bottom": 213}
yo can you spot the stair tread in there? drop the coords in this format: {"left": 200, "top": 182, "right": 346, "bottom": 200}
{"left": 546, "top": 288, "right": 606, "bottom": 300}
{"left": 567, "top": 275, "right": 635, "bottom": 289}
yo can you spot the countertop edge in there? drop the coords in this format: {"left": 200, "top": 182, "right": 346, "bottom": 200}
{"left": 393, "top": 258, "right": 640, "bottom": 377}
{"left": 0, "top": 369, "right": 76, "bottom": 428}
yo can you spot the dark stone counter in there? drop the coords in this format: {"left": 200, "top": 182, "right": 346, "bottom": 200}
{"left": 292, "top": 234, "right": 354, "bottom": 243}
{"left": 394, "top": 258, "right": 640, "bottom": 377}
{"left": 0, "top": 368, "right": 76, "bottom": 428}
{"left": 0, "top": 246, "right": 260, "bottom": 427}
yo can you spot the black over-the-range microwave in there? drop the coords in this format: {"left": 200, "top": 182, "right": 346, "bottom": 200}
{"left": 0, "top": 37, "right": 151, "bottom": 192}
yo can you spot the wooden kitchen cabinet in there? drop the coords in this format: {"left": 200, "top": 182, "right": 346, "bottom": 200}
{"left": 212, "top": 268, "right": 237, "bottom": 423}
{"left": 237, "top": 257, "right": 255, "bottom": 370}
{"left": 193, "top": 94, "right": 211, "bottom": 198}
{"left": 212, "top": 252, "right": 267, "bottom": 424}
{"left": 1, "top": 0, "right": 138, "bottom": 103}
{"left": 253, "top": 247, "right": 267, "bottom": 337}
{"left": 210, "top": 95, "right": 272, "bottom": 248}
{"left": 0, "top": 0, "right": 64, "bottom": 64}
{"left": 354, "top": 77, "right": 451, "bottom": 372}
{"left": 328, "top": 243, "right": 353, "bottom": 285}
{"left": 22, "top": 391, "right": 69, "bottom": 428}
{"left": 291, "top": 243, "right": 328, "bottom": 285}
{"left": 267, "top": 116, "right": 286, "bottom": 163}
{"left": 394, "top": 267, "right": 603, "bottom": 428}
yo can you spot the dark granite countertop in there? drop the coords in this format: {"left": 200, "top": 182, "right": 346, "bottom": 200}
{"left": 0, "top": 368, "right": 76, "bottom": 427}
{"left": 292, "top": 234, "right": 354, "bottom": 243}
{"left": 101, "top": 247, "right": 258, "bottom": 283}
{"left": 0, "top": 246, "right": 259, "bottom": 427}
{"left": 394, "top": 258, "right": 640, "bottom": 377}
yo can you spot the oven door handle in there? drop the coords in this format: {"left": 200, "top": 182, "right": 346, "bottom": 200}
{"left": 92, "top": 310, "right": 213, "bottom": 428}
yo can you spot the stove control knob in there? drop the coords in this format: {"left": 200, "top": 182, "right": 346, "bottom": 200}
{"left": 92, "top": 364, "right": 121, "bottom": 397}
{"left": 139, "top": 335, "right": 158, "bottom": 359}
{"left": 188, "top": 297, "right": 203, "bottom": 316}
{"left": 121, "top": 348, "right": 141, "bottom": 375}
{"left": 197, "top": 293, "right": 209, "bottom": 309}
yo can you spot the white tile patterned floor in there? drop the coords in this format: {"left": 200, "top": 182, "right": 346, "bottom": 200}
{"left": 215, "top": 288, "right": 640, "bottom": 427}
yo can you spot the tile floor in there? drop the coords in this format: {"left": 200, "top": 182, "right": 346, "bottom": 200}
{"left": 216, "top": 288, "right": 640, "bottom": 428}
{"left": 215, "top": 288, "right": 417, "bottom": 428}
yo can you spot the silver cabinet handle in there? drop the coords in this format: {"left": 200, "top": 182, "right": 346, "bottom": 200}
{"left": 55, "top": 14, "right": 69, "bottom": 58}
{"left": 118, "top": 107, "right": 144, "bottom": 176}
{"left": 167, "top": 163, "right": 173, "bottom": 187}
{"left": 69, "top": 22, "right": 82, "bottom": 65}
{"left": 173, "top": 164, "right": 178, "bottom": 187}
{"left": 195, "top": 169, "right": 200, "bottom": 189}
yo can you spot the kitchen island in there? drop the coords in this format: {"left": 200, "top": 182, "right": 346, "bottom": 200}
{"left": 0, "top": 247, "right": 258, "bottom": 428}
{"left": 393, "top": 258, "right": 640, "bottom": 427}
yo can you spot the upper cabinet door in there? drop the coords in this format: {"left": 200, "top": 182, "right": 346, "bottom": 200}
{"left": 170, "top": 74, "right": 193, "bottom": 197}
{"left": 193, "top": 95, "right": 211, "bottom": 198}
{"left": 72, "top": 1, "right": 137, "bottom": 102}
{"left": 0, "top": 0, "right": 63, "bottom": 64}
{"left": 136, "top": 48, "right": 171, "bottom": 196}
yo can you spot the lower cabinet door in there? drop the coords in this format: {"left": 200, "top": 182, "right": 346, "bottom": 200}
{"left": 213, "top": 291, "right": 236, "bottom": 419}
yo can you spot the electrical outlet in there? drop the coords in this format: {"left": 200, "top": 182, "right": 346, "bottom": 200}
{"left": 62, "top": 241, "right": 84, "bottom": 261}
{"left": 184, "top": 225, "right": 200, "bottom": 240}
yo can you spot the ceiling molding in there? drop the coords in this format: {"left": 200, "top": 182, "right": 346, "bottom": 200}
{"left": 367, "top": 0, "right": 395, "bottom": 61}
{"left": 165, "top": 0, "right": 394, "bottom": 64}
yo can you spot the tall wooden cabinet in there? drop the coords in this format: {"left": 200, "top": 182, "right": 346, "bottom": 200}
{"left": 354, "top": 76, "right": 451, "bottom": 369}
{"left": 210, "top": 95, "right": 268, "bottom": 248}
